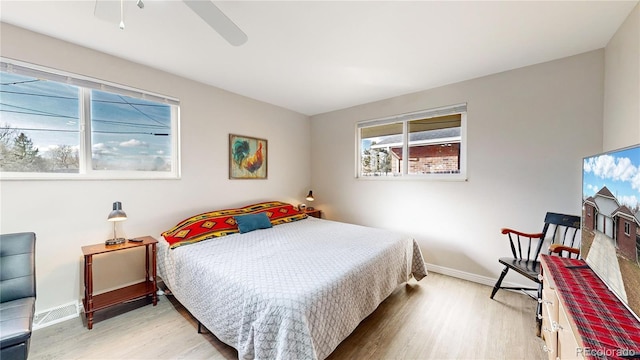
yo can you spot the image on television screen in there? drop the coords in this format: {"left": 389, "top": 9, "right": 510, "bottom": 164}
{"left": 582, "top": 143, "right": 640, "bottom": 321}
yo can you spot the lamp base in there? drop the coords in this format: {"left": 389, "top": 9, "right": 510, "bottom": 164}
{"left": 105, "top": 237, "right": 127, "bottom": 246}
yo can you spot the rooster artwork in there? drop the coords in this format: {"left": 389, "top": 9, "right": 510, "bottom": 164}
{"left": 229, "top": 135, "right": 267, "bottom": 179}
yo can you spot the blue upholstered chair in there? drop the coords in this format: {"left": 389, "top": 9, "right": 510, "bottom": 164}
{"left": 0, "top": 232, "right": 36, "bottom": 360}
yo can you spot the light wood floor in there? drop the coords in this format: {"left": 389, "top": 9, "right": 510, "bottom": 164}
{"left": 30, "top": 272, "right": 546, "bottom": 359}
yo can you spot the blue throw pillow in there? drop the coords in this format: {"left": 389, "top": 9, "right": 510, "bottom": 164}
{"left": 234, "top": 213, "right": 273, "bottom": 234}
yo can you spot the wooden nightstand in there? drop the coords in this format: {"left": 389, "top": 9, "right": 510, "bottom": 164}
{"left": 304, "top": 209, "right": 322, "bottom": 218}
{"left": 81, "top": 236, "right": 158, "bottom": 329}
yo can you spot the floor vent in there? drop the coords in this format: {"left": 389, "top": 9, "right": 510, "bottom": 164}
{"left": 33, "top": 301, "right": 80, "bottom": 330}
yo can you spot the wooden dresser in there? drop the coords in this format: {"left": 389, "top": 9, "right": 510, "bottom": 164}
{"left": 539, "top": 255, "right": 640, "bottom": 360}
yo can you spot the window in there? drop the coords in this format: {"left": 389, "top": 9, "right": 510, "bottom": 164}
{"left": 0, "top": 59, "right": 180, "bottom": 179}
{"left": 357, "top": 104, "right": 466, "bottom": 179}
{"left": 624, "top": 221, "right": 630, "bottom": 236}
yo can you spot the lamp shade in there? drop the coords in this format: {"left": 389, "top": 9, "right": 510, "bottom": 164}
{"left": 107, "top": 201, "right": 127, "bottom": 222}
{"left": 306, "top": 190, "right": 314, "bottom": 202}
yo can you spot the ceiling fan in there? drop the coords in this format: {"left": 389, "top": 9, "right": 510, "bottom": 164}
{"left": 94, "top": 0, "right": 247, "bottom": 46}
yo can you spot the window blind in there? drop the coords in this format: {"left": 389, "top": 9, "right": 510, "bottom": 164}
{"left": 359, "top": 104, "right": 466, "bottom": 138}
{"left": 1, "top": 59, "right": 180, "bottom": 106}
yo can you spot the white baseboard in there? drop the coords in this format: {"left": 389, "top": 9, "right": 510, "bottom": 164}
{"left": 425, "top": 262, "right": 536, "bottom": 291}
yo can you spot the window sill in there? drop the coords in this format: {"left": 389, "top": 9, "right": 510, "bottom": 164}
{"left": 0, "top": 172, "right": 181, "bottom": 181}
{"left": 356, "top": 173, "right": 467, "bottom": 181}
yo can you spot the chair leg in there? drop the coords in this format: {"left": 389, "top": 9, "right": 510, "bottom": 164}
{"left": 490, "top": 266, "right": 509, "bottom": 299}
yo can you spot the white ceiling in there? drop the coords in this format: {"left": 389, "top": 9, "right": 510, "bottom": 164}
{"left": 1, "top": 1, "right": 637, "bottom": 116}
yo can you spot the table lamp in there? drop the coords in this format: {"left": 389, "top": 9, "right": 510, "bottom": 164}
{"left": 106, "top": 201, "right": 127, "bottom": 245}
{"left": 306, "top": 190, "right": 314, "bottom": 210}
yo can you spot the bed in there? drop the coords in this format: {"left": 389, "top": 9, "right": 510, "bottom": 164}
{"left": 157, "top": 202, "right": 427, "bottom": 360}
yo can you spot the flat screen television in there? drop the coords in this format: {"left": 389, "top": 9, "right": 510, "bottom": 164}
{"left": 581, "top": 143, "right": 640, "bottom": 322}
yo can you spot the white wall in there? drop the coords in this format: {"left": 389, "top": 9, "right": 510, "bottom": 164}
{"left": 0, "top": 23, "right": 311, "bottom": 312}
{"left": 604, "top": 2, "right": 640, "bottom": 150}
{"left": 2, "top": 2, "right": 637, "bottom": 314}
{"left": 310, "top": 50, "right": 604, "bottom": 286}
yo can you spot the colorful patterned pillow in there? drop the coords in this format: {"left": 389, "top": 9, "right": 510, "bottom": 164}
{"left": 242, "top": 201, "right": 308, "bottom": 225}
{"left": 161, "top": 207, "right": 245, "bottom": 249}
{"left": 162, "top": 201, "right": 308, "bottom": 249}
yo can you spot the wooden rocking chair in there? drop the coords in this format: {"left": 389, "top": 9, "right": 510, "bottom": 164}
{"left": 489, "top": 212, "right": 580, "bottom": 334}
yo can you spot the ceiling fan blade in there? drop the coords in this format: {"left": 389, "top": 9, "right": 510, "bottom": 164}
{"left": 183, "top": 0, "right": 248, "bottom": 46}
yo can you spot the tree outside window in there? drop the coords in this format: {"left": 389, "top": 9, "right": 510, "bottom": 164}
{"left": 0, "top": 60, "right": 179, "bottom": 179}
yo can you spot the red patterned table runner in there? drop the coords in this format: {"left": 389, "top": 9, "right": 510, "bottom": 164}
{"left": 541, "top": 255, "right": 640, "bottom": 359}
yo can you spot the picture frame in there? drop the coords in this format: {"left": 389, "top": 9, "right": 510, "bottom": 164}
{"left": 229, "top": 134, "right": 268, "bottom": 179}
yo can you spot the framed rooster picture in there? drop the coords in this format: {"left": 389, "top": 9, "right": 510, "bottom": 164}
{"left": 229, "top": 134, "right": 268, "bottom": 179}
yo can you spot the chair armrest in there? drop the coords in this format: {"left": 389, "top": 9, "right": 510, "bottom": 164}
{"left": 501, "top": 228, "right": 544, "bottom": 239}
{"left": 548, "top": 244, "right": 580, "bottom": 255}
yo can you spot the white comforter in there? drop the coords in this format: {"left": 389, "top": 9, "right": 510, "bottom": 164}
{"left": 157, "top": 217, "right": 427, "bottom": 360}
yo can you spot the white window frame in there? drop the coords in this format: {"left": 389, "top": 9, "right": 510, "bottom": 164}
{"left": 0, "top": 58, "right": 181, "bottom": 180}
{"left": 355, "top": 103, "right": 467, "bottom": 181}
